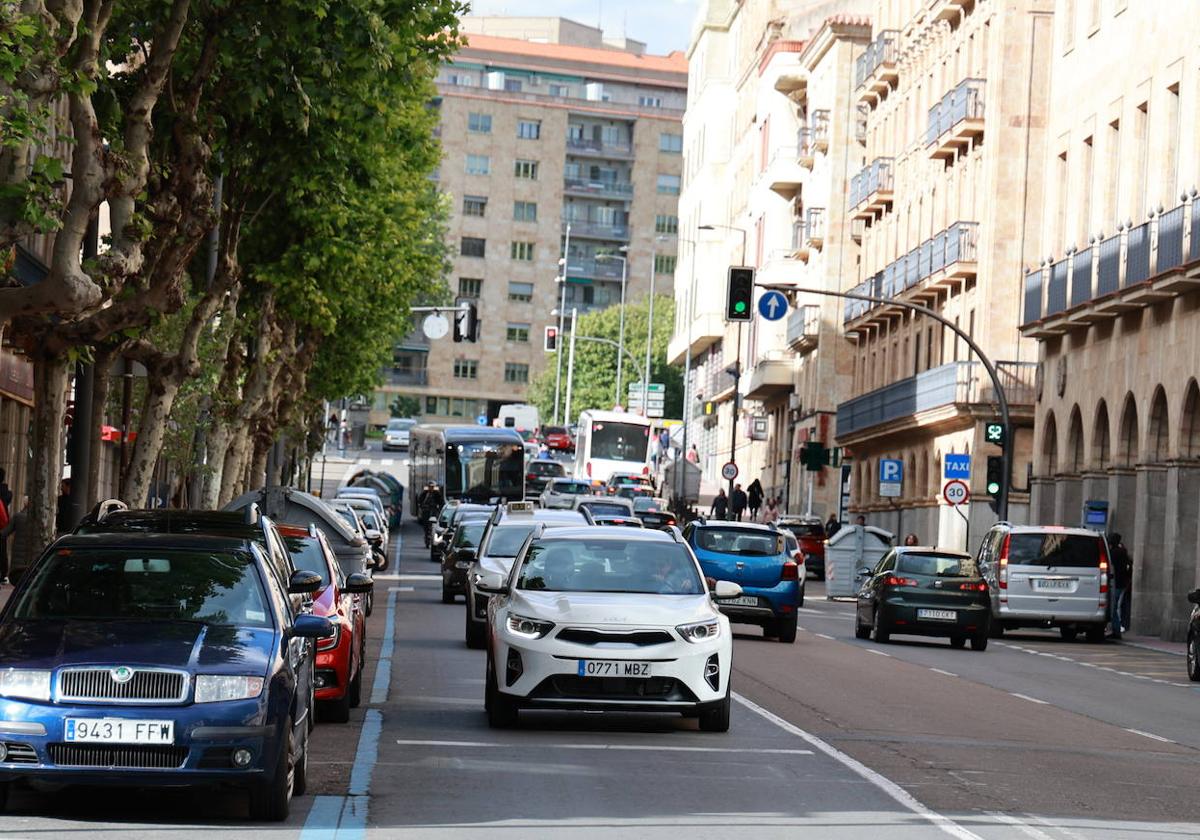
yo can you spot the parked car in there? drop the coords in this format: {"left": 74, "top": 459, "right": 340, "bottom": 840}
{"left": 541, "top": 425, "right": 574, "bottom": 451}
{"left": 632, "top": 497, "right": 677, "bottom": 530}
{"left": 591, "top": 514, "right": 645, "bottom": 528}
{"left": 382, "top": 417, "right": 416, "bottom": 451}
{"left": 854, "top": 547, "right": 990, "bottom": 650}
{"left": 573, "top": 495, "right": 635, "bottom": 519}
{"left": 976, "top": 524, "right": 1110, "bottom": 641}
{"left": 776, "top": 516, "right": 827, "bottom": 579}
{"left": 0, "top": 531, "right": 332, "bottom": 821}
{"left": 525, "top": 459, "right": 567, "bottom": 495}
{"left": 478, "top": 527, "right": 739, "bottom": 731}
{"left": 605, "top": 472, "right": 654, "bottom": 495}
{"left": 441, "top": 518, "right": 490, "bottom": 604}
{"left": 1186, "top": 589, "right": 1200, "bottom": 681}
{"left": 683, "top": 521, "right": 803, "bottom": 643}
{"left": 277, "top": 524, "right": 373, "bottom": 721}
{"left": 539, "top": 477, "right": 594, "bottom": 510}
{"left": 615, "top": 485, "right": 657, "bottom": 502}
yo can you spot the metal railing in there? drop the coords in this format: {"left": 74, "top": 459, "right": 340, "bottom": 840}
{"left": 386, "top": 369, "right": 428, "bottom": 386}
{"left": 854, "top": 30, "right": 899, "bottom": 89}
{"left": 565, "top": 258, "right": 624, "bottom": 279}
{"left": 566, "top": 137, "right": 633, "bottom": 156}
{"left": 562, "top": 178, "right": 634, "bottom": 198}
{"left": 563, "top": 220, "right": 630, "bottom": 240}
{"left": 925, "top": 78, "right": 986, "bottom": 147}
{"left": 849, "top": 157, "right": 894, "bottom": 207}
{"left": 793, "top": 210, "right": 826, "bottom": 249}
{"left": 786, "top": 305, "right": 820, "bottom": 346}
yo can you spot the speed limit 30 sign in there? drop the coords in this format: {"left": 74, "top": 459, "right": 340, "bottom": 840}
{"left": 721, "top": 461, "right": 739, "bottom": 482}
{"left": 942, "top": 479, "right": 970, "bottom": 506}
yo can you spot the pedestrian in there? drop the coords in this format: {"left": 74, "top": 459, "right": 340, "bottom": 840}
{"left": 760, "top": 495, "right": 780, "bottom": 524}
{"left": 686, "top": 445, "right": 699, "bottom": 464}
{"left": 903, "top": 533, "right": 919, "bottom": 546}
{"left": 1109, "top": 532, "right": 1133, "bottom": 638}
{"left": 747, "top": 479, "right": 764, "bottom": 521}
{"left": 854, "top": 514, "right": 866, "bottom": 526}
{"left": 709, "top": 489, "right": 728, "bottom": 520}
{"left": 730, "top": 483, "right": 748, "bottom": 521}
{"left": 825, "top": 514, "right": 841, "bottom": 538}
{"left": 658, "top": 429, "right": 671, "bottom": 460}
{"left": 55, "top": 478, "right": 72, "bottom": 535}
{"left": 1, "top": 497, "right": 30, "bottom": 586}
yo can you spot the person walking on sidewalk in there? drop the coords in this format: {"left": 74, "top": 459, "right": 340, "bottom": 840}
{"left": 825, "top": 514, "right": 841, "bottom": 538}
{"left": 760, "top": 495, "right": 780, "bottom": 524}
{"left": 746, "top": 479, "right": 764, "bottom": 521}
{"left": 709, "top": 489, "right": 729, "bottom": 521}
{"left": 730, "top": 483, "right": 748, "bottom": 522}
{"left": 1109, "top": 533, "right": 1133, "bottom": 639}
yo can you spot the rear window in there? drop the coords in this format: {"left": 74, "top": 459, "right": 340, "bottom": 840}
{"left": 633, "top": 497, "right": 668, "bottom": 512}
{"left": 896, "top": 552, "right": 977, "bottom": 577}
{"left": 529, "top": 462, "right": 565, "bottom": 476}
{"left": 453, "top": 522, "right": 486, "bottom": 549}
{"left": 696, "top": 528, "right": 782, "bottom": 557}
{"left": 582, "top": 502, "right": 631, "bottom": 516}
{"left": 782, "top": 522, "right": 824, "bottom": 539}
{"left": 550, "top": 480, "right": 591, "bottom": 494}
{"left": 387, "top": 419, "right": 415, "bottom": 431}
{"left": 1008, "top": 533, "right": 1103, "bottom": 568}
{"left": 543, "top": 426, "right": 567, "bottom": 435}
{"left": 484, "top": 524, "right": 538, "bottom": 558}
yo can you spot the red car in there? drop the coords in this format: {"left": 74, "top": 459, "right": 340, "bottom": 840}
{"left": 541, "top": 425, "right": 574, "bottom": 451}
{"left": 278, "top": 523, "right": 373, "bottom": 722}
{"left": 777, "top": 516, "right": 827, "bottom": 580}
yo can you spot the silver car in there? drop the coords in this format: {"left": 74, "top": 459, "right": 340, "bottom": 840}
{"left": 383, "top": 417, "right": 416, "bottom": 451}
{"left": 539, "top": 477, "right": 593, "bottom": 509}
{"left": 976, "top": 524, "right": 1110, "bottom": 642}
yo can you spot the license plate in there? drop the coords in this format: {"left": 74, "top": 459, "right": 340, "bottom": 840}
{"left": 717, "top": 596, "right": 759, "bottom": 607}
{"left": 577, "top": 660, "right": 652, "bottom": 678}
{"left": 65, "top": 718, "right": 174, "bottom": 744}
{"left": 916, "top": 609, "right": 957, "bottom": 622}
{"left": 1034, "top": 578, "right": 1074, "bottom": 590}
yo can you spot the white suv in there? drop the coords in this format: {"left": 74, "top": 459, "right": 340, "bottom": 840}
{"left": 479, "top": 526, "right": 738, "bottom": 731}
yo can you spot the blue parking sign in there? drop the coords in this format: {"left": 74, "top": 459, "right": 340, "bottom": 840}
{"left": 943, "top": 453, "right": 971, "bottom": 480}
{"left": 879, "top": 458, "right": 902, "bottom": 498}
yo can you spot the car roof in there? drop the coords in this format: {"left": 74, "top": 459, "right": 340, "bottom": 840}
{"left": 75, "top": 509, "right": 266, "bottom": 538}
{"left": 695, "top": 520, "right": 777, "bottom": 532}
{"left": 52, "top": 531, "right": 259, "bottom": 552}
{"left": 998, "top": 524, "right": 1103, "bottom": 538}
{"left": 539, "top": 526, "right": 672, "bottom": 542}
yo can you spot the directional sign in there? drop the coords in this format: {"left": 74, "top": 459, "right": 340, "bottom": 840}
{"left": 629, "top": 382, "right": 665, "bottom": 394}
{"left": 942, "top": 479, "right": 970, "bottom": 506}
{"left": 476, "top": 415, "right": 488, "bottom": 426}
{"left": 757, "top": 290, "right": 789, "bottom": 321}
{"left": 879, "top": 458, "right": 902, "bottom": 498}
{"left": 721, "top": 461, "right": 739, "bottom": 481}
{"left": 943, "top": 453, "right": 971, "bottom": 480}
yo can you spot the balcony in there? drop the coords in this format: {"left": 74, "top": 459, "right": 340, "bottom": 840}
{"left": 855, "top": 30, "right": 899, "bottom": 104}
{"left": 385, "top": 368, "right": 429, "bottom": 386}
{"left": 566, "top": 137, "right": 634, "bottom": 159}
{"left": 849, "top": 157, "right": 895, "bottom": 220}
{"left": 810, "top": 110, "right": 830, "bottom": 152}
{"left": 763, "top": 145, "right": 804, "bottom": 197}
{"left": 564, "top": 220, "right": 630, "bottom": 241}
{"left": 563, "top": 178, "right": 634, "bottom": 200}
{"left": 786, "top": 305, "right": 821, "bottom": 353}
{"left": 1021, "top": 199, "right": 1200, "bottom": 338}
{"left": 926, "top": 78, "right": 986, "bottom": 160}
{"left": 791, "top": 209, "right": 826, "bottom": 261}
{"left": 565, "top": 257, "right": 625, "bottom": 280}
{"left": 843, "top": 221, "right": 979, "bottom": 327}
{"left": 744, "top": 350, "right": 794, "bottom": 401}
{"left": 836, "top": 360, "right": 1037, "bottom": 440}
{"left": 929, "top": 0, "right": 973, "bottom": 23}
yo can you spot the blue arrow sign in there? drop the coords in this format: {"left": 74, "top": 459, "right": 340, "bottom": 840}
{"left": 757, "top": 290, "right": 789, "bottom": 321}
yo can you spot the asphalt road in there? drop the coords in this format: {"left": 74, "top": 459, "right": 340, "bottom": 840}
{"left": 4, "top": 509, "right": 1199, "bottom": 838}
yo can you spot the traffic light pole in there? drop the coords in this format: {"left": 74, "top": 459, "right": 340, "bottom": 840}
{"left": 757, "top": 283, "right": 1013, "bottom": 522}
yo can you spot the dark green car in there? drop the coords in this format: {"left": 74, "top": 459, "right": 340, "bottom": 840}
{"left": 855, "top": 547, "right": 991, "bottom": 650}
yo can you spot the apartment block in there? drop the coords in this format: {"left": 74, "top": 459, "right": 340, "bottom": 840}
{"left": 1019, "top": 0, "right": 1200, "bottom": 641}
{"left": 371, "top": 20, "right": 686, "bottom": 426}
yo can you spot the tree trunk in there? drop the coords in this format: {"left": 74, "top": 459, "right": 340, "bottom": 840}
{"left": 29, "top": 353, "right": 71, "bottom": 552}
{"left": 121, "top": 370, "right": 179, "bottom": 506}
{"left": 85, "top": 345, "right": 116, "bottom": 508}
{"left": 219, "top": 425, "right": 252, "bottom": 506}
{"left": 201, "top": 420, "right": 233, "bottom": 509}
{"left": 249, "top": 437, "right": 270, "bottom": 491}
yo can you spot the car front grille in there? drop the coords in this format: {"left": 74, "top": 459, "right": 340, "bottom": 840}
{"left": 48, "top": 743, "right": 189, "bottom": 769}
{"left": 556, "top": 628, "right": 674, "bottom": 646}
{"left": 532, "top": 676, "right": 698, "bottom": 703}
{"left": 58, "top": 668, "right": 189, "bottom": 704}
{"left": 1, "top": 742, "right": 39, "bottom": 764}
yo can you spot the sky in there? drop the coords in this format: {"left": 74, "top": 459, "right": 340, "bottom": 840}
{"left": 462, "top": 0, "right": 702, "bottom": 55}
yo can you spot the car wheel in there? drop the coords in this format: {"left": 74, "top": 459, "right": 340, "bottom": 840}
{"left": 970, "top": 634, "right": 988, "bottom": 652}
{"left": 441, "top": 584, "right": 455, "bottom": 604}
{"left": 1085, "top": 624, "right": 1106, "bottom": 644}
{"left": 293, "top": 725, "right": 309, "bottom": 797}
{"left": 348, "top": 643, "right": 364, "bottom": 708}
{"left": 698, "top": 686, "right": 732, "bottom": 733}
{"left": 364, "top": 592, "right": 373, "bottom": 618}
{"left": 796, "top": 586, "right": 805, "bottom": 609}
{"left": 776, "top": 613, "right": 798, "bottom": 644}
{"left": 871, "top": 610, "right": 890, "bottom": 643}
{"left": 465, "top": 604, "right": 487, "bottom": 650}
{"left": 854, "top": 612, "right": 871, "bottom": 640}
{"left": 250, "top": 717, "right": 295, "bottom": 822}
{"left": 949, "top": 635, "right": 966, "bottom": 649}
{"left": 988, "top": 619, "right": 1004, "bottom": 638}
{"left": 320, "top": 684, "right": 352, "bottom": 724}
{"left": 485, "top": 656, "right": 518, "bottom": 729}
{"left": 1060, "top": 626, "right": 1078, "bottom": 642}
{"left": 1187, "top": 635, "right": 1200, "bottom": 682}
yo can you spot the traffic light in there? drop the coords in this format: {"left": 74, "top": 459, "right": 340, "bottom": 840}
{"left": 726, "top": 266, "right": 755, "bottom": 322}
{"left": 802, "top": 442, "right": 829, "bottom": 471}
{"left": 985, "top": 422, "right": 1006, "bottom": 448}
{"left": 544, "top": 325, "right": 558, "bottom": 352}
{"left": 703, "top": 400, "right": 716, "bottom": 416}
{"left": 985, "top": 455, "right": 1004, "bottom": 496}
{"left": 453, "top": 301, "right": 479, "bottom": 343}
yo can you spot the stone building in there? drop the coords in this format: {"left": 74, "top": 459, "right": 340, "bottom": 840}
{"left": 835, "top": 0, "right": 1052, "bottom": 549}
{"left": 371, "top": 19, "right": 686, "bottom": 426}
{"left": 1019, "top": 0, "right": 1200, "bottom": 641}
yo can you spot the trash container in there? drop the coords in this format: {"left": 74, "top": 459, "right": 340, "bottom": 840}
{"left": 350, "top": 422, "right": 367, "bottom": 449}
{"left": 824, "top": 525, "right": 893, "bottom": 599}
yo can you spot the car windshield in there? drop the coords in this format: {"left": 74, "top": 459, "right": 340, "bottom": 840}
{"left": 1009, "top": 533, "right": 1103, "bottom": 568}
{"left": 484, "top": 523, "right": 538, "bottom": 557}
{"left": 696, "top": 528, "right": 782, "bottom": 556}
{"left": 516, "top": 539, "right": 703, "bottom": 594}
{"left": 361, "top": 511, "right": 381, "bottom": 530}
{"left": 12, "top": 549, "right": 272, "bottom": 628}
{"left": 283, "top": 537, "right": 330, "bottom": 586}
{"left": 633, "top": 497, "right": 668, "bottom": 512}
{"left": 589, "top": 421, "right": 650, "bottom": 462}
{"left": 583, "top": 502, "right": 632, "bottom": 516}
{"left": 896, "top": 552, "right": 977, "bottom": 577}
{"left": 550, "top": 480, "right": 591, "bottom": 495}
{"left": 437, "top": 506, "right": 456, "bottom": 527}
{"left": 529, "top": 462, "right": 564, "bottom": 476}
{"left": 454, "top": 522, "right": 487, "bottom": 548}
{"left": 334, "top": 509, "right": 360, "bottom": 531}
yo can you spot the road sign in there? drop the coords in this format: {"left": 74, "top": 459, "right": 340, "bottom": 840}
{"left": 879, "top": 458, "right": 902, "bottom": 498}
{"left": 422, "top": 313, "right": 449, "bottom": 340}
{"left": 476, "top": 415, "right": 487, "bottom": 426}
{"left": 757, "top": 290, "right": 789, "bottom": 321}
{"left": 628, "top": 382, "right": 665, "bottom": 394}
{"left": 942, "top": 479, "right": 970, "bottom": 506}
{"left": 943, "top": 453, "right": 971, "bottom": 480}
{"left": 721, "top": 461, "right": 739, "bottom": 481}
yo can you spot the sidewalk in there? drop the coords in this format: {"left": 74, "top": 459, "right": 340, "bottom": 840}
{"left": 1119, "top": 633, "right": 1187, "bottom": 656}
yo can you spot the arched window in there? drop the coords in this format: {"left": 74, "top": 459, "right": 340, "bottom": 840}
{"left": 1042, "top": 411, "right": 1059, "bottom": 475}
{"left": 1092, "top": 400, "right": 1111, "bottom": 469}
{"left": 1066, "top": 406, "right": 1084, "bottom": 472}
{"left": 1117, "top": 394, "right": 1139, "bottom": 467}
{"left": 1147, "top": 387, "right": 1169, "bottom": 462}
{"left": 1181, "top": 380, "right": 1200, "bottom": 459}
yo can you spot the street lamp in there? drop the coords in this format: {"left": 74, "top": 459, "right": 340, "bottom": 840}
{"left": 641, "top": 235, "right": 672, "bottom": 423}
{"left": 553, "top": 224, "right": 572, "bottom": 424}
{"left": 596, "top": 246, "right": 629, "bottom": 405}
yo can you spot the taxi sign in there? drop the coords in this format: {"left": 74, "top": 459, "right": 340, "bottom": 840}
{"left": 505, "top": 501, "right": 536, "bottom": 515}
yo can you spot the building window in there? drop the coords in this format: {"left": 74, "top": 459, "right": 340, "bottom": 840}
{"left": 638, "top": 94, "right": 663, "bottom": 108}
{"left": 517, "top": 120, "right": 541, "bottom": 139}
{"left": 514, "top": 159, "right": 539, "bottom": 180}
{"left": 513, "top": 200, "right": 538, "bottom": 222}
{"left": 506, "top": 323, "right": 530, "bottom": 343}
{"left": 467, "top": 112, "right": 492, "bottom": 133}
{"left": 504, "top": 363, "right": 530, "bottom": 383}
{"left": 466, "top": 154, "right": 490, "bottom": 175}
{"left": 655, "top": 214, "right": 679, "bottom": 234}
{"left": 458, "top": 277, "right": 483, "bottom": 298}
{"left": 504, "top": 78, "right": 523, "bottom": 92}
{"left": 453, "top": 359, "right": 478, "bottom": 379}
{"left": 508, "top": 281, "right": 534, "bottom": 302}
{"left": 654, "top": 255, "right": 677, "bottom": 274}
{"left": 460, "top": 237, "right": 486, "bottom": 258}
{"left": 549, "top": 84, "right": 569, "bottom": 97}
{"left": 657, "top": 174, "right": 681, "bottom": 195}
{"left": 511, "top": 241, "right": 535, "bottom": 261}
{"left": 659, "top": 132, "right": 683, "bottom": 153}
{"left": 462, "top": 195, "right": 487, "bottom": 217}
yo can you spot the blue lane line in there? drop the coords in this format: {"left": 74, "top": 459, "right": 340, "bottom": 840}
{"left": 370, "top": 588, "right": 398, "bottom": 705}
{"left": 298, "top": 795, "right": 346, "bottom": 839}
{"left": 348, "top": 709, "right": 383, "bottom": 796}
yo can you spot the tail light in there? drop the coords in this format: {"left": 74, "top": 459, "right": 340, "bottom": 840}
{"left": 998, "top": 534, "right": 1010, "bottom": 592}
{"left": 959, "top": 582, "right": 988, "bottom": 592}
{"left": 586, "top": 461, "right": 592, "bottom": 477}
{"left": 666, "top": 518, "right": 676, "bottom": 525}
{"left": 883, "top": 574, "right": 919, "bottom": 587}
{"left": 794, "top": 551, "right": 806, "bottom": 566}
{"left": 526, "top": 473, "right": 536, "bottom": 481}
{"left": 781, "top": 561, "right": 800, "bottom": 580}
{"left": 1098, "top": 539, "right": 1109, "bottom": 607}
{"left": 642, "top": 465, "right": 650, "bottom": 475}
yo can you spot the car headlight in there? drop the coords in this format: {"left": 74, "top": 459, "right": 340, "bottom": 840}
{"left": 676, "top": 619, "right": 721, "bottom": 643}
{"left": 317, "top": 622, "right": 342, "bottom": 651}
{"left": 194, "top": 675, "right": 265, "bottom": 703}
{"left": 506, "top": 614, "right": 556, "bottom": 640}
{"left": 0, "top": 669, "right": 51, "bottom": 701}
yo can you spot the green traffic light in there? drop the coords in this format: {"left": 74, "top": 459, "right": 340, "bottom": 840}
{"left": 734, "top": 301, "right": 747, "bottom": 313}
{"left": 987, "top": 481, "right": 1000, "bottom": 495}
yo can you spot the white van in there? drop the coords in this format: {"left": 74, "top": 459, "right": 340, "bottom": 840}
{"left": 496, "top": 403, "right": 539, "bottom": 441}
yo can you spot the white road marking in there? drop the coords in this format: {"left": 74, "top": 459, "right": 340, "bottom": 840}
{"left": 814, "top": 633, "right": 834, "bottom": 640}
{"left": 1009, "top": 693, "right": 1049, "bottom": 705}
{"left": 381, "top": 458, "right": 394, "bottom": 466}
{"left": 867, "top": 649, "right": 891, "bottom": 657}
{"left": 1124, "top": 727, "right": 1174, "bottom": 743}
{"left": 983, "top": 811, "right": 1057, "bottom": 840}
{"left": 393, "top": 739, "right": 814, "bottom": 755}
{"left": 929, "top": 668, "right": 958, "bottom": 677}
{"left": 733, "top": 693, "right": 984, "bottom": 840}
{"left": 356, "top": 457, "right": 369, "bottom": 465}
{"left": 394, "top": 573, "right": 440, "bottom": 581}
{"left": 1024, "top": 813, "right": 1092, "bottom": 840}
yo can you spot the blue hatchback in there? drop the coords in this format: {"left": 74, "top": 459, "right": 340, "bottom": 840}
{"left": 0, "top": 532, "right": 332, "bottom": 821}
{"left": 683, "top": 521, "right": 803, "bottom": 643}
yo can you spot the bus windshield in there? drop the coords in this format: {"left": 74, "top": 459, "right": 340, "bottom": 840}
{"left": 589, "top": 421, "right": 650, "bottom": 463}
{"left": 446, "top": 441, "right": 524, "bottom": 502}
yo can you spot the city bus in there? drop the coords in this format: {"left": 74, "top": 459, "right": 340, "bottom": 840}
{"left": 408, "top": 425, "right": 525, "bottom": 514}
{"left": 572, "top": 409, "right": 654, "bottom": 484}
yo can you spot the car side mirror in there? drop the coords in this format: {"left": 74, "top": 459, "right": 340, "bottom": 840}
{"left": 473, "top": 571, "right": 508, "bottom": 595}
{"left": 345, "top": 573, "right": 374, "bottom": 594}
{"left": 712, "top": 580, "right": 742, "bottom": 599}
{"left": 856, "top": 566, "right": 873, "bottom": 579}
{"left": 291, "top": 614, "right": 334, "bottom": 639}
{"left": 458, "top": 548, "right": 478, "bottom": 562}
{"left": 288, "top": 570, "right": 323, "bottom": 594}
{"left": 1187, "top": 589, "right": 1200, "bottom": 605}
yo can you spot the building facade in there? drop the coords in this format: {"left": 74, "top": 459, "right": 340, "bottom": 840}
{"left": 1019, "top": 0, "right": 1200, "bottom": 641}
{"left": 835, "top": 0, "right": 1052, "bottom": 548}
{"left": 372, "top": 20, "right": 686, "bottom": 426}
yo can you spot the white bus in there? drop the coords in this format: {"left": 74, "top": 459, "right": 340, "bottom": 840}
{"left": 573, "top": 409, "right": 653, "bottom": 484}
